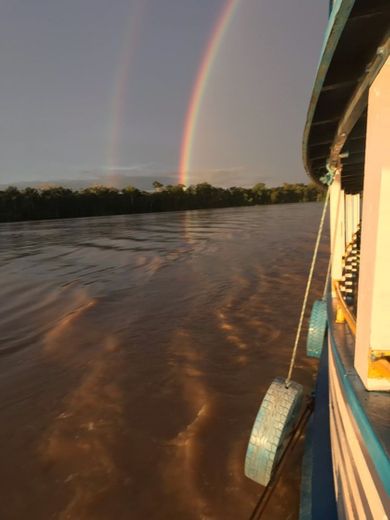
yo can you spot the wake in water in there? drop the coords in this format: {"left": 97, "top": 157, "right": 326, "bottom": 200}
{"left": 0, "top": 204, "right": 327, "bottom": 519}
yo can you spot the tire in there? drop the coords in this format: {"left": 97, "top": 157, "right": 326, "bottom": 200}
{"left": 306, "top": 299, "right": 327, "bottom": 359}
{"left": 245, "top": 378, "right": 303, "bottom": 486}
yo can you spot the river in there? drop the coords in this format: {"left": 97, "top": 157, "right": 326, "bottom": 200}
{"left": 0, "top": 203, "right": 328, "bottom": 520}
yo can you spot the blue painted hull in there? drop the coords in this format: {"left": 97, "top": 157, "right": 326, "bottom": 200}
{"left": 299, "top": 338, "right": 337, "bottom": 519}
{"left": 300, "top": 300, "right": 390, "bottom": 519}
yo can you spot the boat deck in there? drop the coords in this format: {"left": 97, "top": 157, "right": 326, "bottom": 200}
{"left": 329, "top": 298, "right": 390, "bottom": 459}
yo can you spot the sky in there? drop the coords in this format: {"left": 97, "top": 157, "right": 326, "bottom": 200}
{"left": 0, "top": 0, "right": 328, "bottom": 189}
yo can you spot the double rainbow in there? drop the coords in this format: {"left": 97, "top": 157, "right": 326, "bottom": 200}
{"left": 106, "top": 1, "right": 147, "bottom": 183}
{"left": 106, "top": 0, "right": 239, "bottom": 187}
{"left": 178, "top": 0, "right": 240, "bottom": 186}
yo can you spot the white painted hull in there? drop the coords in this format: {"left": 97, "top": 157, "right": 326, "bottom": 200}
{"left": 328, "top": 338, "right": 390, "bottom": 519}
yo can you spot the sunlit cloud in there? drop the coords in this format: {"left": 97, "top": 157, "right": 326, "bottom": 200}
{"left": 94, "top": 163, "right": 158, "bottom": 173}
{"left": 186, "top": 166, "right": 270, "bottom": 188}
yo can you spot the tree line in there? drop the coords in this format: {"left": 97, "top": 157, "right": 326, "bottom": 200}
{"left": 0, "top": 182, "right": 324, "bottom": 222}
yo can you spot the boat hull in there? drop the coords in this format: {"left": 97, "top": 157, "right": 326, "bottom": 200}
{"left": 328, "top": 321, "right": 390, "bottom": 519}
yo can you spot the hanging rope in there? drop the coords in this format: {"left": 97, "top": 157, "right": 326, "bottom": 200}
{"left": 248, "top": 396, "right": 314, "bottom": 520}
{"left": 285, "top": 187, "right": 330, "bottom": 386}
{"left": 322, "top": 256, "right": 332, "bottom": 300}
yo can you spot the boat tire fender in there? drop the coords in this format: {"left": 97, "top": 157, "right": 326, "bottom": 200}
{"left": 306, "top": 299, "right": 327, "bottom": 359}
{"left": 245, "top": 378, "right": 303, "bottom": 486}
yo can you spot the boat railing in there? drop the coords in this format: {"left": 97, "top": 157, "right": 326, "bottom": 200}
{"left": 335, "top": 225, "right": 390, "bottom": 381}
{"left": 334, "top": 224, "right": 361, "bottom": 335}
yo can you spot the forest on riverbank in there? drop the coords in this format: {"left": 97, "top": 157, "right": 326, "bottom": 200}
{"left": 0, "top": 182, "right": 324, "bottom": 222}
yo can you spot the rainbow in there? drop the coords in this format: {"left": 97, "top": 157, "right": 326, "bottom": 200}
{"left": 178, "top": 0, "right": 240, "bottom": 186}
{"left": 106, "top": 1, "right": 147, "bottom": 185}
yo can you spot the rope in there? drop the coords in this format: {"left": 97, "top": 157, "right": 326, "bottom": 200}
{"left": 285, "top": 188, "right": 330, "bottom": 386}
{"left": 248, "top": 396, "right": 314, "bottom": 520}
{"left": 322, "top": 256, "right": 332, "bottom": 300}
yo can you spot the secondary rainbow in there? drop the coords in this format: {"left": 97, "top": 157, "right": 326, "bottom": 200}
{"left": 178, "top": 0, "right": 240, "bottom": 186}
{"left": 106, "top": 1, "right": 147, "bottom": 184}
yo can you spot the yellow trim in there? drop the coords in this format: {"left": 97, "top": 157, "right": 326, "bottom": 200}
{"left": 333, "top": 280, "right": 390, "bottom": 382}
{"left": 368, "top": 358, "right": 390, "bottom": 380}
{"left": 333, "top": 280, "right": 356, "bottom": 335}
{"left": 369, "top": 350, "right": 390, "bottom": 380}
{"left": 335, "top": 307, "right": 346, "bottom": 323}
{"left": 370, "top": 350, "right": 390, "bottom": 360}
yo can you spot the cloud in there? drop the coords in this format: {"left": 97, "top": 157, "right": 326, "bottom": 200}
{"left": 76, "top": 166, "right": 179, "bottom": 189}
{"left": 0, "top": 165, "right": 269, "bottom": 191}
{"left": 202, "top": 166, "right": 245, "bottom": 174}
{"left": 0, "top": 173, "right": 179, "bottom": 191}
{"left": 186, "top": 167, "right": 269, "bottom": 188}
{"left": 92, "top": 163, "right": 158, "bottom": 173}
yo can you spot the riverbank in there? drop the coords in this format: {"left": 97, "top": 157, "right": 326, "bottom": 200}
{"left": 0, "top": 182, "right": 324, "bottom": 222}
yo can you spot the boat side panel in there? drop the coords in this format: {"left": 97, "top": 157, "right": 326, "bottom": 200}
{"left": 328, "top": 335, "right": 390, "bottom": 518}
{"left": 311, "top": 338, "right": 338, "bottom": 519}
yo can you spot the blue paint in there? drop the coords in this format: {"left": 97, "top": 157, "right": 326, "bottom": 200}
{"left": 307, "top": 299, "right": 327, "bottom": 358}
{"left": 245, "top": 378, "right": 303, "bottom": 486}
{"left": 299, "top": 415, "right": 314, "bottom": 520}
{"left": 302, "top": 0, "right": 355, "bottom": 179}
{"left": 311, "top": 338, "right": 338, "bottom": 519}
{"left": 299, "top": 339, "right": 338, "bottom": 520}
{"left": 317, "top": 0, "right": 355, "bottom": 80}
{"left": 328, "top": 325, "right": 390, "bottom": 495}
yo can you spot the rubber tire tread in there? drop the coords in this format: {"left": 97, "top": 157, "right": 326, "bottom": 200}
{"left": 245, "top": 378, "right": 303, "bottom": 486}
{"left": 306, "top": 299, "right": 327, "bottom": 359}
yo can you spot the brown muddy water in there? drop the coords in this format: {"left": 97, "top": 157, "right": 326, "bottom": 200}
{"left": 0, "top": 203, "right": 329, "bottom": 520}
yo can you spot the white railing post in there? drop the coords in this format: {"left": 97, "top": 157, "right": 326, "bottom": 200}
{"left": 352, "top": 193, "right": 360, "bottom": 234}
{"left": 330, "top": 171, "right": 345, "bottom": 292}
{"left": 345, "top": 194, "right": 353, "bottom": 246}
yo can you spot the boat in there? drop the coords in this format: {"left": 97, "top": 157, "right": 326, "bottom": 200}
{"left": 244, "top": 1, "right": 390, "bottom": 518}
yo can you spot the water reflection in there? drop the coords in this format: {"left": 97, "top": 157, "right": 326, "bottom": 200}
{"left": 0, "top": 203, "right": 328, "bottom": 519}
